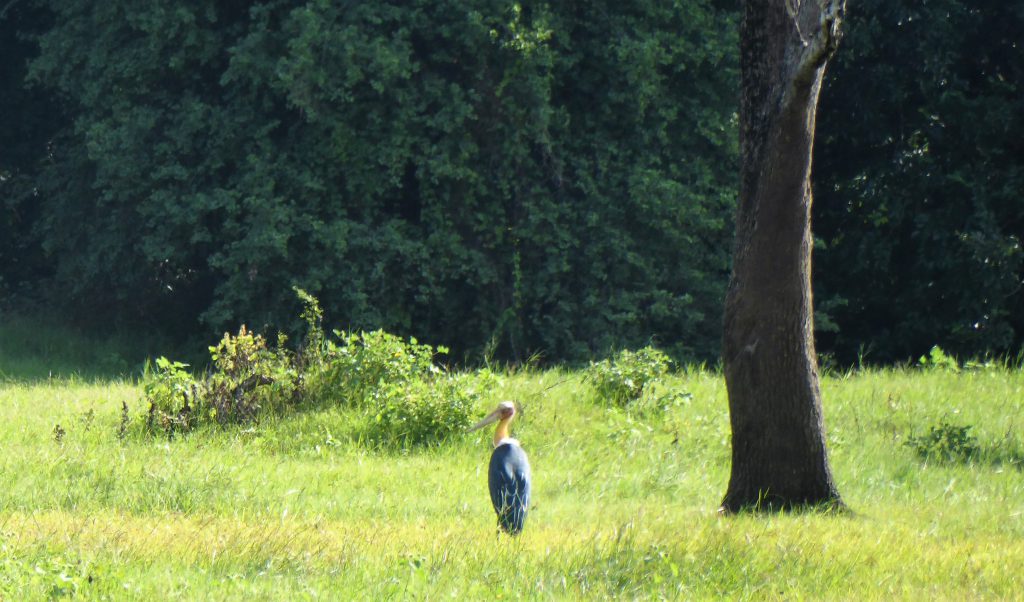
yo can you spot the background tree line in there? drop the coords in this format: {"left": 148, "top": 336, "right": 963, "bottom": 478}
{"left": 1, "top": 0, "right": 1021, "bottom": 365}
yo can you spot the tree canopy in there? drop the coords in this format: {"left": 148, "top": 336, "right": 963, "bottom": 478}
{"left": 813, "top": 0, "right": 1024, "bottom": 364}
{"left": 2, "top": 0, "right": 738, "bottom": 362}
{"left": 1, "top": 0, "right": 1021, "bottom": 365}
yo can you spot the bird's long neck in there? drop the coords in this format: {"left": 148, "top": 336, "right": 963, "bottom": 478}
{"left": 494, "top": 416, "right": 513, "bottom": 447}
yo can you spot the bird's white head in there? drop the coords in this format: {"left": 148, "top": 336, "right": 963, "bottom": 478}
{"left": 468, "top": 401, "right": 518, "bottom": 447}
{"left": 468, "top": 401, "right": 516, "bottom": 432}
{"left": 496, "top": 400, "right": 516, "bottom": 419}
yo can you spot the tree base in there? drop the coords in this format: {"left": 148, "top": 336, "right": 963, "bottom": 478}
{"left": 718, "top": 493, "right": 846, "bottom": 516}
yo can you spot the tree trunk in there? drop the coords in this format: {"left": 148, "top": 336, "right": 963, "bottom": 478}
{"left": 720, "top": 0, "right": 846, "bottom": 513}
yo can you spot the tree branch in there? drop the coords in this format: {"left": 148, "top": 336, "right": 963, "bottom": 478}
{"left": 786, "top": 0, "right": 810, "bottom": 47}
{"left": 796, "top": 0, "right": 847, "bottom": 79}
{"left": 781, "top": 0, "right": 847, "bottom": 109}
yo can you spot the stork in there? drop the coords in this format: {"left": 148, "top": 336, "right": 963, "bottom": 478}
{"left": 469, "top": 401, "right": 531, "bottom": 535}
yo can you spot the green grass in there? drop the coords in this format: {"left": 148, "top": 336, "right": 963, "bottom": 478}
{"left": 1, "top": 321, "right": 1023, "bottom": 599}
{"left": 0, "top": 312, "right": 185, "bottom": 381}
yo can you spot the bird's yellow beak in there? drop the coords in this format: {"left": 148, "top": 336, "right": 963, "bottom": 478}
{"left": 468, "top": 408, "right": 502, "bottom": 432}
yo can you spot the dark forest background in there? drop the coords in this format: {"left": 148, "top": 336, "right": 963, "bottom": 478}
{"left": 1, "top": 0, "right": 1021, "bottom": 365}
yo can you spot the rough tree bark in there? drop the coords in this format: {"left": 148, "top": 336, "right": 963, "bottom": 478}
{"left": 720, "top": 0, "right": 847, "bottom": 513}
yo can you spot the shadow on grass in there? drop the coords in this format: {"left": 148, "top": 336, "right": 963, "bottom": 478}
{"left": 977, "top": 442, "right": 1024, "bottom": 472}
{"left": 717, "top": 496, "right": 851, "bottom": 517}
{"left": 0, "top": 311, "right": 199, "bottom": 383}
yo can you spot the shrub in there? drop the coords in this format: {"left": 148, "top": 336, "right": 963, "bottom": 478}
{"left": 204, "top": 326, "right": 301, "bottom": 424}
{"left": 588, "top": 346, "right": 672, "bottom": 406}
{"left": 142, "top": 327, "right": 301, "bottom": 435}
{"left": 918, "top": 345, "right": 959, "bottom": 372}
{"left": 905, "top": 420, "right": 980, "bottom": 463}
{"left": 305, "top": 330, "right": 443, "bottom": 408}
{"left": 143, "top": 356, "right": 198, "bottom": 434}
{"left": 140, "top": 289, "right": 485, "bottom": 447}
{"left": 368, "top": 375, "right": 479, "bottom": 448}
{"left": 308, "top": 329, "right": 490, "bottom": 448}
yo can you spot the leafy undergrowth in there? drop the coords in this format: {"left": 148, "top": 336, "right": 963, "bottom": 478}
{"left": 140, "top": 290, "right": 488, "bottom": 449}
{"left": 1, "top": 364, "right": 1023, "bottom": 599}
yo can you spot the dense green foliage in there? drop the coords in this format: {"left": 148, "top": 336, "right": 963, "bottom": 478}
{"left": 0, "top": 2, "right": 61, "bottom": 301}
{"left": 2, "top": 0, "right": 1022, "bottom": 364}
{"left": 1, "top": 0, "right": 737, "bottom": 362}
{"left": 813, "top": 0, "right": 1024, "bottom": 363}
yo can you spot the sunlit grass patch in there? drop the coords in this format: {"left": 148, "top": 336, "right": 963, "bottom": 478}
{"left": 4, "top": 506, "right": 1022, "bottom": 599}
{"left": 1, "top": 366, "right": 1023, "bottom": 598}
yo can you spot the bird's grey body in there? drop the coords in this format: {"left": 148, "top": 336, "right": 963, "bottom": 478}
{"left": 488, "top": 439, "right": 531, "bottom": 535}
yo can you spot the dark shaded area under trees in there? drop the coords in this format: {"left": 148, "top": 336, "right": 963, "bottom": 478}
{"left": 1, "top": 0, "right": 1021, "bottom": 366}
{"left": 813, "top": 0, "right": 1024, "bottom": 364}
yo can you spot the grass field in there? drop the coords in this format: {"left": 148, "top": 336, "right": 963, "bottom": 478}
{"left": 1, "top": 321, "right": 1023, "bottom": 599}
